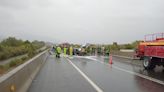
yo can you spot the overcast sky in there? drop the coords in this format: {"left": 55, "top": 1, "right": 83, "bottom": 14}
{"left": 0, "top": 0, "right": 164, "bottom": 44}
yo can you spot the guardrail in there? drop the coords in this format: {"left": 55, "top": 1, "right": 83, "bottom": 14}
{"left": 111, "top": 51, "right": 134, "bottom": 58}
{"left": 0, "top": 50, "right": 49, "bottom": 92}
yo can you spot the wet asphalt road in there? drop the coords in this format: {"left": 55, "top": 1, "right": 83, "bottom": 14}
{"left": 28, "top": 55, "right": 164, "bottom": 92}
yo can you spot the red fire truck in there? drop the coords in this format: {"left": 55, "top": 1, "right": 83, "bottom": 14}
{"left": 135, "top": 33, "right": 164, "bottom": 69}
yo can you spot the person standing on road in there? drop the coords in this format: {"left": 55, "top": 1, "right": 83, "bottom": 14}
{"left": 56, "top": 46, "right": 61, "bottom": 58}
{"left": 69, "top": 46, "right": 73, "bottom": 56}
{"left": 105, "top": 47, "right": 110, "bottom": 56}
{"left": 64, "top": 47, "right": 67, "bottom": 57}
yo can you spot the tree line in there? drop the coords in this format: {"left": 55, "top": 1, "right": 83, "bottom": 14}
{"left": 0, "top": 37, "right": 45, "bottom": 61}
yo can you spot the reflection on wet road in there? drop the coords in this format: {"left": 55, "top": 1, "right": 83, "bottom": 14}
{"left": 93, "top": 56, "right": 164, "bottom": 82}
{"left": 28, "top": 55, "right": 164, "bottom": 92}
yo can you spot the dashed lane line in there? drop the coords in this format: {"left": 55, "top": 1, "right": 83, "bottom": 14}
{"left": 66, "top": 58, "right": 104, "bottom": 92}
{"left": 84, "top": 57, "right": 164, "bottom": 86}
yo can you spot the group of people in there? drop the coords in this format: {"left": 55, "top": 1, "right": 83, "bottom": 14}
{"left": 50, "top": 46, "right": 73, "bottom": 58}
{"left": 49, "top": 45, "right": 110, "bottom": 58}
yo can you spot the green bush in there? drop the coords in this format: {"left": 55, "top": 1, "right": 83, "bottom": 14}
{"left": 28, "top": 50, "right": 36, "bottom": 58}
{"left": 124, "top": 44, "right": 133, "bottom": 49}
{"left": 1, "top": 37, "right": 23, "bottom": 47}
{"left": 9, "top": 58, "right": 22, "bottom": 67}
{"left": 0, "top": 51, "right": 10, "bottom": 60}
{"left": 1, "top": 56, "right": 29, "bottom": 73}
{"left": 21, "top": 56, "right": 28, "bottom": 61}
{"left": 0, "top": 37, "right": 45, "bottom": 74}
{"left": 9, "top": 60, "right": 17, "bottom": 67}
{"left": 0, "top": 37, "right": 45, "bottom": 61}
{"left": 27, "top": 44, "right": 36, "bottom": 57}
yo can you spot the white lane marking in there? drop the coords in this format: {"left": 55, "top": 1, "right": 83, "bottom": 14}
{"left": 85, "top": 57, "right": 98, "bottom": 61}
{"left": 84, "top": 57, "right": 164, "bottom": 85}
{"left": 66, "top": 59, "right": 103, "bottom": 92}
{"left": 112, "top": 66, "right": 164, "bottom": 85}
{"left": 68, "top": 57, "right": 74, "bottom": 59}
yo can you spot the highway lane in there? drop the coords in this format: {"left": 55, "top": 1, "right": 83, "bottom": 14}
{"left": 92, "top": 56, "right": 164, "bottom": 82}
{"left": 28, "top": 55, "right": 96, "bottom": 92}
{"left": 28, "top": 55, "right": 164, "bottom": 92}
{"left": 68, "top": 56, "right": 164, "bottom": 92}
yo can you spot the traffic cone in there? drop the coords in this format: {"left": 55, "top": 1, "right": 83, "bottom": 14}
{"left": 109, "top": 55, "right": 113, "bottom": 64}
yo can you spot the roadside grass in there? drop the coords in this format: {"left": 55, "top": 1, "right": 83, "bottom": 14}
{"left": 0, "top": 56, "right": 29, "bottom": 75}
{"left": 0, "top": 47, "right": 48, "bottom": 75}
{"left": 0, "top": 48, "right": 47, "bottom": 75}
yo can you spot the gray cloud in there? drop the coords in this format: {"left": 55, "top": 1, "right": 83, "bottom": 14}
{"left": 0, "top": 0, "right": 164, "bottom": 44}
{"left": 0, "top": 0, "right": 32, "bottom": 9}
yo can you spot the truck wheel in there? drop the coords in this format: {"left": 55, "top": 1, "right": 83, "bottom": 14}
{"left": 143, "top": 57, "right": 155, "bottom": 70}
